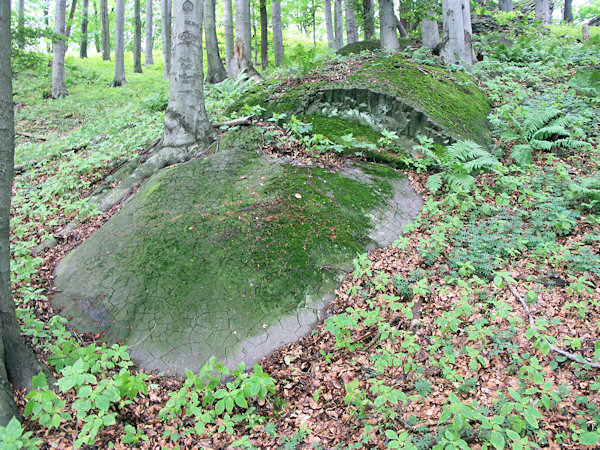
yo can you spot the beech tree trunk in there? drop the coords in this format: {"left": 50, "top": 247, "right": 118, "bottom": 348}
{"left": 65, "top": 0, "right": 78, "bottom": 42}
{"left": 333, "top": 0, "right": 343, "bottom": 49}
{"left": 224, "top": 0, "right": 234, "bottom": 74}
{"left": 272, "top": 0, "right": 283, "bottom": 65}
{"left": 93, "top": 1, "right": 101, "bottom": 52}
{"left": 345, "top": 0, "right": 358, "bottom": 43}
{"left": 362, "top": 0, "right": 374, "bottom": 39}
{"left": 535, "top": 0, "right": 550, "bottom": 24}
{"left": 145, "top": 0, "right": 154, "bottom": 64}
{"left": 161, "top": 0, "right": 172, "bottom": 78}
{"left": 163, "top": 0, "right": 216, "bottom": 148}
{"left": 498, "top": 0, "right": 512, "bottom": 12}
{"left": 80, "top": 0, "right": 89, "bottom": 57}
{"left": 134, "top": 0, "right": 143, "bottom": 72}
{"left": 324, "top": 0, "right": 335, "bottom": 49}
{"left": 421, "top": 11, "right": 440, "bottom": 49}
{"left": 229, "top": 0, "right": 253, "bottom": 73}
{"left": 441, "top": 0, "right": 473, "bottom": 66}
{"left": 1, "top": 2, "right": 54, "bottom": 426}
{"left": 17, "top": 0, "right": 25, "bottom": 48}
{"left": 563, "top": 0, "right": 572, "bottom": 23}
{"left": 260, "top": 0, "right": 268, "bottom": 70}
{"left": 52, "top": 0, "right": 69, "bottom": 98}
{"left": 204, "top": 0, "right": 226, "bottom": 83}
{"left": 112, "top": 0, "right": 126, "bottom": 86}
{"left": 101, "top": 0, "right": 110, "bottom": 60}
{"left": 380, "top": 0, "right": 400, "bottom": 51}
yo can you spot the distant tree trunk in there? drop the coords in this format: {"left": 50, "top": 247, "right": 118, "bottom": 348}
{"left": 535, "top": 0, "right": 550, "bottom": 24}
{"left": 380, "top": 0, "right": 399, "bottom": 50}
{"left": 112, "top": 0, "right": 126, "bottom": 86}
{"left": 65, "top": 0, "right": 78, "bottom": 42}
{"left": 44, "top": 0, "right": 50, "bottom": 26}
{"left": 498, "top": 0, "right": 512, "bottom": 12}
{"left": 229, "top": 0, "right": 253, "bottom": 73}
{"left": 563, "top": 0, "right": 572, "bottom": 22}
{"left": 259, "top": 0, "right": 268, "bottom": 70}
{"left": 421, "top": 11, "right": 440, "bottom": 49}
{"left": 333, "top": 0, "right": 343, "bottom": 49}
{"left": 17, "top": 0, "right": 25, "bottom": 48}
{"left": 80, "top": 0, "right": 89, "bottom": 58}
{"left": 441, "top": 0, "right": 473, "bottom": 66}
{"left": 224, "top": 0, "right": 234, "bottom": 74}
{"left": 163, "top": 0, "right": 216, "bottom": 148}
{"left": 345, "top": 0, "right": 358, "bottom": 43}
{"left": 324, "top": 0, "right": 335, "bottom": 49}
{"left": 52, "top": 0, "right": 69, "bottom": 98}
{"left": 145, "top": 0, "right": 154, "bottom": 64}
{"left": 93, "top": 1, "right": 101, "bottom": 52}
{"left": 161, "top": 0, "right": 172, "bottom": 78}
{"left": 204, "top": 0, "right": 226, "bottom": 83}
{"left": 272, "top": 0, "right": 283, "bottom": 65}
{"left": 362, "top": 0, "right": 374, "bottom": 39}
{"left": 134, "top": 0, "right": 143, "bottom": 72}
{"left": 312, "top": 0, "right": 316, "bottom": 47}
{"left": 252, "top": 3, "right": 258, "bottom": 66}
{"left": 101, "top": 0, "right": 110, "bottom": 60}
{"left": 1, "top": 1, "right": 55, "bottom": 427}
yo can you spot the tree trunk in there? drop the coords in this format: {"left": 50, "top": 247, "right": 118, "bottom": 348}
{"left": 259, "top": 0, "right": 268, "bottom": 70}
{"left": 224, "top": 0, "right": 234, "bottom": 75}
{"left": 563, "top": 0, "right": 572, "bottom": 23}
{"left": 65, "top": 0, "right": 78, "bottom": 42}
{"left": 101, "top": 0, "right": 110, "bottom": 60}
{"left": 17, "top": 0, "right": 25, "bottom": 48}
{"left": 93, "top": 1, "right": 101, "bottom": 52}
{"left": 204, "top": 0, "right": 226, "bottom": 83}
{"left": 421, "top": 12, "right": 440, "bottom": 49}
{"left": 44, "top": 0, "right": 50, "bottom": 26}
{"left": 333, "top": 0, "right": 343, "bottom": 49}
{"left": 441, "top": 0, "right": 473, "bottom": 66}
{"left": 112, "top": 0, "right": 126, "bottom": 86}
{"left": 80, "top": 0, "right": 89, "bottom": 58}
{"left": 230, "top": 0, "right": 253, "bottom": 71}
{"left": 52, "top": 0, "right": 69, "bottom": 98}
{"left": 535, "top": 0, "right": 550, "bottom": 24}
{"left": 312, "top": 0, "right": 316, "bottom": 47}
{"left": 345, "top": 0, "right": 358, "bottom": 43}
{"left": 379, "top": 0, "right": 399, "bottom": 51}
{"left": 498, "top": 0, "right": 512, "bottom": 12}
{"left": 1, "top": 1, "right": 54, "bottom": 426}
{"left": 163, "top": 0, "right": 216, "bottom": 148}
{"left": 324, "top": 0, "right": 335, "bottom": 49}
{"left": 161, "top": 0, "right": 172, "bottom": 78}
{"left": 362, "top": 0, "right": 374, "bottom": 39}
{"left": 272, "top": 0, "right": 283, "bottom": 65}
{"left": 134, "top": 0, "right": 143, "bottom": 72}
{"left": 145, "top": 0, "right": 154, "bottom": 64}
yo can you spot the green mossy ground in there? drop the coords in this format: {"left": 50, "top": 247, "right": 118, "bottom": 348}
{"left": 52, "top": 130, "right": 410, "bottom": 372}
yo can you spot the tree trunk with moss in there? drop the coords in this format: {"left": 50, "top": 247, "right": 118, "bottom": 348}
{"left": 1, "top": 1, "right": 54, "bottom": 425}
{"left": 379, "top": 0, "right": 399, "bottom": 51}
{"left": 134, "top": 0, "right": 143, "bottom": 72}
{"left": 161, "top": 0, "right": 172, "bottom": 78}
{"left": 163, "top": 0, "right": 216, "bottom": 148}
{"left": 101, "top": 0, "right": 110, "bottom": 60}
{"left": 112, "top": 0, "right": 126, "bottom": 85}
{"left": 260, "top": 0, "right": 268, "bottom": 70}
{"left": 334, "top": 0, "right": 344, "bottom": 49}
{"left": 362, "top": 0, "right": 374, "bottom": 39}
{"left": 52, "top": 0, "right": 68, "bottom": 98}
{"left": 204, "top": 0, "right": 226, "bottom": 83}
{"left": 324, "top": 0, "right": 335, "bottom": 49}
{"left": 441, "top": 0, "right": 472, "bottom": 66}
{"left": 272, "top": 0, "right": 283, "bottom": 65}
{"left": 345, "top": 0, "right": 358, "bottom": 43}
{"left": 421, "top": 11, "right": 440, "bottom": 50}
{"left": 229, "top": 0, "right": 258, "bottom": 76}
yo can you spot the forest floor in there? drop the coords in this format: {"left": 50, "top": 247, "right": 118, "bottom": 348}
{"left": 6, "top": 25, "right": 600, "bottom": 449}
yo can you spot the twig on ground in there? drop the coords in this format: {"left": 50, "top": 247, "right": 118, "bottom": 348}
{"left": 211, "top": 115, "right": 254, "bottom": 128}
{"left": 15, "top": 130, "right": 49, "bottom": 140}
{"left": 509, "top": 285, "right": 600, "bottom": 369}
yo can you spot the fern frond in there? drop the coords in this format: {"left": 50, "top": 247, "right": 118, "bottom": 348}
{"left": 510, "top": 144, "right": 533, "bottom": 167}
{"left": 446, "top": 140, "right": 499, "bottom": 174}
{"left": 522, "top": 108, "right": 561, "bottom": 140}
{"left": 426, "top": 173, "right": 443, "bottom": 193}
{"left": 532, "top": 125, "right": 570, "bottom": 141}
{"left": 530, "top": 139, "right": 554, "bottom": 151}
{"left": 445, "top": 172, "right": 475, "bottom": 192}
{"left": 553, "top": 138, "right": 590, "bottom": 149}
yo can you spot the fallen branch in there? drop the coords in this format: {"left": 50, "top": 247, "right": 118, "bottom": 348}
{"left": 15, "top": 130, "right": 49, "bottom": 140}
{"left": 211, "top": 115, "right": 254, "bottom": 128}
{"left": 509, "top": 285, "right": 600, "bottom": 369}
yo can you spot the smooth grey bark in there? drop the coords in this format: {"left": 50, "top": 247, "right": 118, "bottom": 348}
{"left": 17, "top": 0, "right": 25, "bottom": 48}
{"left": 229, "top": 0, "right": 255, "bottom": 75}
{"left": 112, "top": 0, "right": 126, "bottom": 86}
{"left": 272, "top": 0, "right": 283, "bottom": 65}
{"left": 324, "top": 0, "right": 335, "bottom": 49}
{"left": 161, "top": 0, "right": 172, "bottom": 78}
{"left": 421, "top": 12, "right": 440, "bottom": 49}
{"left": 441, "top": 0, "right": 473, "bottom": 66}
{"left": 204, "top": 0, "right": 226, "bottom": 83}
{"left": 260, "top": 0, "right": 268, "bottom": 70}
{"left": 563, "top": 0, "right": 572, "bottom": 22}
{"left": 224, "top": 0, "right": 234, "bottom": 74}
{"left": 145, "top": 0, "right": 154, "bottom": 64}
{"left": 134, "top": 0, "right": 143, "bottom": 72}
{"left": 101, "top": 0, "right": 110, "bottom": 60}
{"left": 334, "top": 0, "right": 343, "bottom": 49}
{"left": 498, "top": 0, "right": 512, "bottom": 12}
{"left": 380, "top": 0, "right": 400, "bottom": 51}
{"left": 1, "top": 2, "right": 54, "bottom": 426}
{"left": 535, "top": 0, "right": 550, "bottom": 24}
{"left": 163, "top": 0, "right": 216, "bottom": 148}
{"left": 52, "top": 0, "right": 68, "bottom": 98}
{"left": 345, "top": 0, "right": 358, "bottom": 43}
{"left": 362, "top": 0, "right": 374, "bottom": 39}
{"left": 80, "top": 0, "right": 89, "bottom": 57}
{"left": 65, "top": 0, "right": 78, "bottom": 42}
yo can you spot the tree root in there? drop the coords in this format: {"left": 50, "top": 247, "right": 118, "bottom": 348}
{"left": 509, "top": 285, "right": 600, "bottom": 369}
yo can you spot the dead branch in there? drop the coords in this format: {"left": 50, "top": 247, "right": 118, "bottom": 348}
{"left": 509, "top": 285, "right": 600, "bottom": 369}
{"left": 15, "top": 130, "right": 49, "bottom": 140}
{"left": 211, "top": 115, "right": 254, "bottom": 128}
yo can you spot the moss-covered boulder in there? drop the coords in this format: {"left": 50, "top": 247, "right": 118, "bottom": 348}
{"left": 337, "top": 39, "right": 382, "bottom": 55}
{"left": 229, "top": 54, "right": 491, "bottom": 151}
{"left": 52, "top": 129, "right": 422, "bottom": 374}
